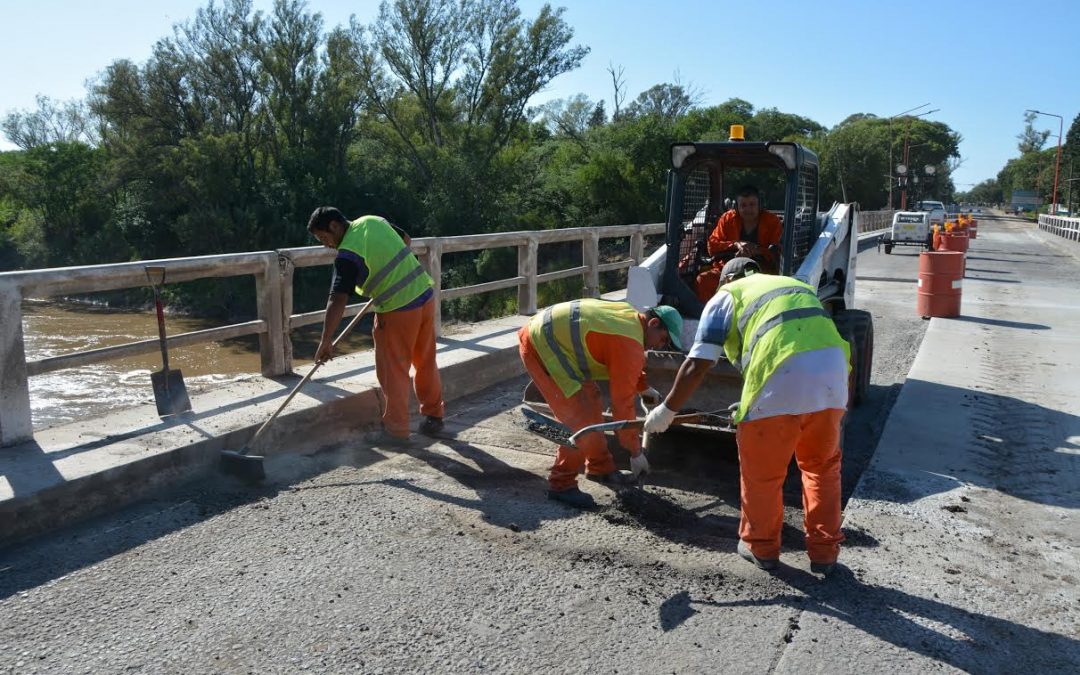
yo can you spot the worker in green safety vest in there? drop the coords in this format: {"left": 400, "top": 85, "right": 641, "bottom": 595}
{"left": 645, "top": 257, "right": 850, "bottom": 576}
{"left": 308, "top": 206, "right": 445, "bottom": 445}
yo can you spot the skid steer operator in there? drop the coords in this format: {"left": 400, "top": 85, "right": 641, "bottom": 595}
{"left": 308, "top": 206, "right": 445, "bottom": 446}
{"left": 518, "top": 299, "right": 682, "bottom": 509}
{"left": 646, "top": 257, "right": 849, "bottom": 575}
{"left": 695, "top": 185, "right": 782, "bottom": 301}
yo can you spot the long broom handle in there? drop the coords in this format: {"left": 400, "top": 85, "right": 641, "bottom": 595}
{"left": 246, "top": 297, "right": 377, "bottom": 450}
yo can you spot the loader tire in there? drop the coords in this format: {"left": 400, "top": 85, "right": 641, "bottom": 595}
{"left": 833, "top": 309, "right": 874, "bottom": 407}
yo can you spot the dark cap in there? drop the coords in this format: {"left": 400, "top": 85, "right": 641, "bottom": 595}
{"left": 720, "top": 257, "right": 760, "bottom": 280}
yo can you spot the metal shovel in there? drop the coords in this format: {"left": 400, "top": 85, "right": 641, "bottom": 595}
{"left": 145, "top": 266, "right": 191, "bottom": 417}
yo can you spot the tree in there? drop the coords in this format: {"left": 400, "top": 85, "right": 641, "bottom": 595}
{"left": 1017, "top": 111, "right": 1050, "bottom": 154}
{"left": 623, "top": 81, "right": 701, "bottom": 121}
{"left": 346, "top": 0, "right": 589, "bottom": 235}
{"left": 748, "top": 108, "right": 825, "bottom": 142}
{"left": 1, "top": 96, "right": 95, "bottom": 149}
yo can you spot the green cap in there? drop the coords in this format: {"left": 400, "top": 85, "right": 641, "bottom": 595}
{"left": 652, "top": 305, "right": 683, "bottom": 350}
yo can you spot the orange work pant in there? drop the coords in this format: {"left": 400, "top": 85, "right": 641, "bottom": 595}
{"left": 736, "top": 408, "right": 846, "bottom": 563}
{"left": 518, "top": 327, "right": 616, "bottom": 491}
{"left": 373, "top": 299, "right": 444, "bottom": 437}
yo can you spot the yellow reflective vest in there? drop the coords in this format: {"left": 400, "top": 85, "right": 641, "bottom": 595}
{"left": 527, "top": 299, "right": 643, "bottom": 398}
{"left": 721, "top": 274, "right": 850, "bottom": 422}
{"left": 338, "top": 216, "right": 432, "bottom": 312}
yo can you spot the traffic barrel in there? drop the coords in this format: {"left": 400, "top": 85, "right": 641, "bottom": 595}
{"left": 939, "top": 232, "right": 970, "bottom": 254}
{"left": 969, "top": 219, "right": 978, "bottom": 238}
{"left": 917, "top": 251, "right": 964, "bottom": 318}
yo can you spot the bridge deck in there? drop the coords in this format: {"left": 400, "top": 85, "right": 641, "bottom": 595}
{"left": 2, "top": 217, "right": 1079, "bottom": 671}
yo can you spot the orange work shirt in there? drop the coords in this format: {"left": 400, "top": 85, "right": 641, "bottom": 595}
{"left": 707, "top": 209, "right": 783, "bottom": 267}
{"left": 583, "top": 319, "right": 649, "bottom": 453}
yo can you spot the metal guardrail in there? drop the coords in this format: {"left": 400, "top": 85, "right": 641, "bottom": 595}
{"left": 859, "top": 210, "right": 894, "bottom": 234}
{"left": 0, "top": 223, "right": 664, "bottom": 445}
{"left": 1039, "top": 214, "right": 1080, "bottom": 241}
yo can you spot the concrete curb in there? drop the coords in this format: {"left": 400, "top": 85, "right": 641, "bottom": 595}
{"left": 1, "top": 314, "right": 529, "bottom": 546}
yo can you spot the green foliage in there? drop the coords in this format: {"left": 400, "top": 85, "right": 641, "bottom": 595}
{"left": 957, "top": 178, "right": 1002, "bottom": 205}
{"left": 3, "top": 0, "right": 984, "bottom": 326}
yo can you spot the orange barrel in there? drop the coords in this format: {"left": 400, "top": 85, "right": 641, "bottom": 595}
{"left": 917, "top": 251, "right": 964, "bottom": 318}
{"left": 939, "top": 232, "right": 969, "bottom": 253}
{"left": 969, "top": 219, "right": 978, "bottom": 238}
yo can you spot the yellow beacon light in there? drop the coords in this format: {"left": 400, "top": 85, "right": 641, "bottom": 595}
{"left": 729, "top": 124, "right": 745, "bottom": 141}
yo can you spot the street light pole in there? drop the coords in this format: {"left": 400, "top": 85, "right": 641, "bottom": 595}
{"left": 1026, "top": 109, "right": 1063, "bottom": 214}
{"left": 899, "top": 109, "right": 940, "bottom": 210}
{"left": 887, "top": 103, "right": 931, "bottom": 210}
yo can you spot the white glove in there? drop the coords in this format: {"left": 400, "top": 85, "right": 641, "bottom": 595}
{"left": 630, "top": 451, "right": 650, "bottom": 478}
{"left": 639, "top": 387, "right": 662, "bottom": 408}
{"left": 643, "top": 403, "right": 677, "bottom": 434}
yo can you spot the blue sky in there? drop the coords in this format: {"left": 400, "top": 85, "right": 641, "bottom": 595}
{"left": 2, "top": 0, "right": 1078, "bottom": 189}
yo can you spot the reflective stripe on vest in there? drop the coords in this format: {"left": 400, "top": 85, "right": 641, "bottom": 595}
{"left": 338, "top": 216, "right": 432, "bottom": 312}
{"left": 541, "top": 305, "right": 585, "bottom": 385}
{"left": 739, "top": 305, "right": 829, "bottom": 370}
{"left": 366, "top": 245, "right": 413, "bottom": 293}
{"left": 737, "top": 285, "right": 817, "bottom": 338}
{"left": 372, "top": 265, "right": 426, "bottom": 306}
{"left": 529, "top": 299, "right": 642, "bottom": 398}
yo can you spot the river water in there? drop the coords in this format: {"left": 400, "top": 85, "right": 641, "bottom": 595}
{"left": 21, "top": 300, "right": 372, "bottom": 429}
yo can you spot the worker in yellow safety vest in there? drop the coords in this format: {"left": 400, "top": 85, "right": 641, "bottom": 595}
{"left": 645, "top": 257, "right": 850, "bottom": 575}
{"left": 308, "top": 206, "right": 445, "bottom": 445}
{"left": 519, "top": 299, "right": 682, "bottom": 509}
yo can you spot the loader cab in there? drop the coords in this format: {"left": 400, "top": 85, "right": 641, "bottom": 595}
{"left": 661, "top": 140, "right": 820, "bottom": 318}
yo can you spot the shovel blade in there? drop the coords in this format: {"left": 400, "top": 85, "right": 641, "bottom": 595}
{"left": 151, "top": 368, "right": 192, "bottom": 417}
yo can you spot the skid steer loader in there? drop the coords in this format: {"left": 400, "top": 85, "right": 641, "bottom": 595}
{"left": 626, "top": 133, "right": 874, "bottom": 435}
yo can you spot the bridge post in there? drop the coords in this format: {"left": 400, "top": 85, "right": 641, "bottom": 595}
{"left": 0, "top": 281, "right": 33, "bottom": 446}
{"left": 278, "top": 252, "right": 296, "bottom": 373}
{"left": 517, "top": 235, "right": 538, "bottom": 315}
{"left": 583, "top": 229, "right": 601, "bottom": 298}
{"left": 255, "top": 252, "right": 287, "bottom": 376}
{"left": 630, "top": 230, "right": 645, "bottom": 265}
{"left": 421, "top": 240, "right": 444, "bottom": 336}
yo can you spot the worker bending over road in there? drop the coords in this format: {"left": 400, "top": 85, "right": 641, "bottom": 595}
{"left": 519, "top": 299, "right": 682, "bottom": 509}
{"left": 308, "top": 206, "right": 445, "bottom": 445}
{"left": 695, "top": 185, "right": 782, "bottom": 301}
{"left": 647, "top": 258, "right": 849, "bottom": 575}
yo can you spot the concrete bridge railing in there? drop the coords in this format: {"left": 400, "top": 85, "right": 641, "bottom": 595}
{"left": 1039, "top": 214, "right": 1080, "bottom": 241}
{"left": 0, "top": 223, "right": 664, "bottom": 446}
{"left": 0, "top": 208, "right": 896, "bottom": 447}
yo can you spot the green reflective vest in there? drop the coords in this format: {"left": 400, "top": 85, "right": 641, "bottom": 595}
{"left": 338, "top": 216, "right": 432, "bottom": 312}
{"left": 721, "top": 274, "right": 850, "bottom": 422}
{"left": 528, "top": 299, "right": 643, "bottom": 398}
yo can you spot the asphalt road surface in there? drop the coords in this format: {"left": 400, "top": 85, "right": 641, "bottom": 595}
{"left": 2, "top": 219, "right": 1051, "bottom": 674}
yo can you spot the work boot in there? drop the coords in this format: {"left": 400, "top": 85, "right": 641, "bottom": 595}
{"left": 585, "top": 470, "right": 635, "bottom": 486}
{"left": 810, "top": 561, "right": 837, "bottom": 577}
{"left": 364, "top": 429, "right": 413, "bottom": 448}
{"left": 737, "top": 540, "right": 779, "bottom": 571}
{"left": 418, "top": 416, "right": 445, "bottom": 436}
{"left": 546, "top": 487, "right": 596, "bottom": 510}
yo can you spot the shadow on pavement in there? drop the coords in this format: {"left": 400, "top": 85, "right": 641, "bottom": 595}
{"left": 660, "top": 565, "right": 1080, "bottom": 671}
{"left": 377, "top": 437, "right": 571, "bottom": 532}
{"left": 950, "top": 315, "right": 1050, "bottom": 330}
